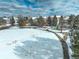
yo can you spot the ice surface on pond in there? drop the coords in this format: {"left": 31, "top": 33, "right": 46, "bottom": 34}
{"left": 0, "top": 28, "right": 63, "bottom": 59}
{"left": 14, "top": 37, "right": 63, "bottom": 59}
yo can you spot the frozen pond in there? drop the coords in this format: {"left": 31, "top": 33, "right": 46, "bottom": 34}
{"left": 0, "top": 28, "right": 63, "bottom": 59}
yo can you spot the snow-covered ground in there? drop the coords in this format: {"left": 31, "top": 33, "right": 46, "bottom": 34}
{"left": 0, "top": 27, "right": 63, "bottom": 59}
{"left": 66, "top": 35, "right": 72, "bottom": 59}
{"left": 0, "top": 24, "right": 11, "bottom": 28}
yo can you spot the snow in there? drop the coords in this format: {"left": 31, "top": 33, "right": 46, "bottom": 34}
{"left": 0, "top": 24, "right": 11, "bottom": 28}
{"left": 48, "top": 29, "right": 70, "bottom": 33}
{"left": 66, "top": 35, "right": 73, "bottom": 59}
{"left": 0, "top": 28, "right": 63, "bottom": 59}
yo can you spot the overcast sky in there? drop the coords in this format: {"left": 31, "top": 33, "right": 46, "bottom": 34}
{"left": 0, "top": 0, "right": 79, "bottom": 16}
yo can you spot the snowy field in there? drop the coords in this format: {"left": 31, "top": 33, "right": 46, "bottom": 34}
{"left": 0, "top": 27, "right": 63, "bottom": 59}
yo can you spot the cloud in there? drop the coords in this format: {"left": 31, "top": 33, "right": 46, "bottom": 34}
{"left": 0, "top": 0, "right": 79, "bottom": 16}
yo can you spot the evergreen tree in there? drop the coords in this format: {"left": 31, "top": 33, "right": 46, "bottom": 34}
{"left": 47, "top": 16, "right": 51, "bottom": 26}
{"left": 29, "top": 17, "right": 34, "bottom": 26}
{"left": 25, "top": 17, "right": 28, "bottom": 20}
{"left": 59, "top": 16, "right": 64, "bottom": 24}
{"left": 10, "top": 16, "right": 15, "bottom": 26}
{"left": 59, "top": 16, "right": 64, "bottom": 32}
{"left": 68, "top": 15, "right": 75, "bottom": 29}
{"left": 68, "top": 15, "right": 75, "bottom": 24}
{"left": 37, "top": 16, "right": 45, "bottom": 27}
{"left": 52, "top": 15, "right": 57, "bottom": 26}
{"left": 73, "top": 15, "right": 79, "bottom": 29}
{"left": 72, "top": 31, "right": 79, "bottom": 58}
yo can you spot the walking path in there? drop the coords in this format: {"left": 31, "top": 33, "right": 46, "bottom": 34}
{"left": 45, "top": 29, "right": 70, "bottom": 59}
